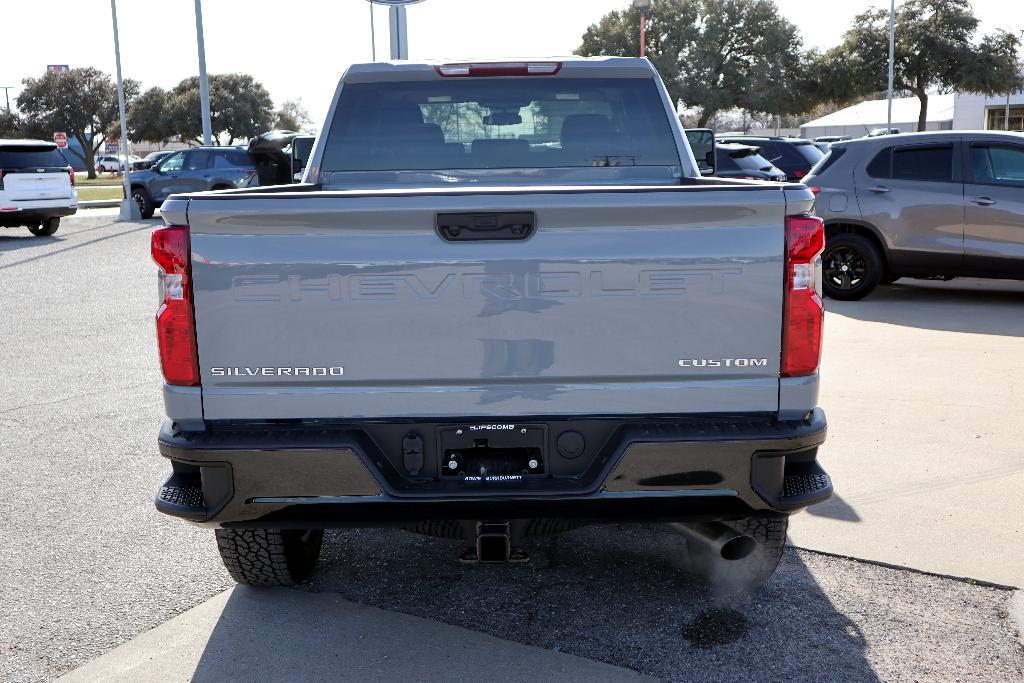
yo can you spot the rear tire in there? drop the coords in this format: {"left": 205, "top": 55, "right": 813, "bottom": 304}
{"left": 132, "top": 186, "right": 155, "bottom": 219}
{"left": 822, "top": 233, "right": 882, "bottom": 300}
{"left": 28, "top": 218, "right": 59, "bottom": 237}
{"left": 215, "top": 528, "right": 323, "bottom": 586}
{"left": 686, "top": 517, "right": 787, "bottom": 596}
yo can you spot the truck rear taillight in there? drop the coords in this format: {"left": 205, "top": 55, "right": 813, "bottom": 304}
{"left": 151, "top": 225, "right": 200, "bottom": 386}
{"left": 68, "top": 167, "right": 75, "bottom": 187}
{"left": 782, "top": 215, "right": 825, "bottom": 377}
{"left": 436, "top": 62, "right": 562, "bottom": 77}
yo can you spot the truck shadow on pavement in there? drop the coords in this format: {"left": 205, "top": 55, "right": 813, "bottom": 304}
{"left": 200, "top": 525, "right": 882, "bottom": 681}
{"left": 828, "top": 279, "right": 1024, "bottom": 337}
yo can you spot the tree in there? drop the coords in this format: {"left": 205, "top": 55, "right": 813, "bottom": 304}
{"left": 129, "top": 86, "right": 172, "bottom": 144}
{"left": 274, "top": 99, "right": 314, "bottom": 133}
{"left": 813, "top": 0, "right": 1024, "bottom": 131}
{"left": 166, "top": 73, "right": 274, "bottom": 145}
{"left": 0, "top": 109, "right": 21, "bottom": 138}
{"left": 16, "top": 67, "right": 138, "bottom": 178}
{"left": 576, "top": 0, "right": 807, "bottom": 126}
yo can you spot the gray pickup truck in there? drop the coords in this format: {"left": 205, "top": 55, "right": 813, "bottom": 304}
{"left": 151, "top": 57, "right": 831, "bottom": 593}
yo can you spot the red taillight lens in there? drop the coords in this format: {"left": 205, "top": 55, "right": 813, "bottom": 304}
{"left": 68, "top": 168, "right": 75, "bottom": 187}
{"left": 809, "top": 186, "right": 821, "bottom": 195}
{"left": 151, "top": 225, "right": 200, "bottom": 386}
{"left": 793, "top": 169, "right": 807, "bottom": 179}
{"left": 782, "top": 215, "right": 825, "bottom": 377}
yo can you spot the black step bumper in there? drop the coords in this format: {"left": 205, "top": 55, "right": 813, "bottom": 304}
{"left": 155, "top": 409, "right": 830, "bottom": 528}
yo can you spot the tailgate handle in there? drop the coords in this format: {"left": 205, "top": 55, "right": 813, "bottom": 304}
{"left": 436, "top": 212, "right": 535, "bottom": 242}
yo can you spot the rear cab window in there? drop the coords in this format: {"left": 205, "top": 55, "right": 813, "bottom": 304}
{"left": 320, "top": 77, "right": 681, "bottom": 178}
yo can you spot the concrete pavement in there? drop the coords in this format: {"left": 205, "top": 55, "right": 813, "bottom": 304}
{"left": 789, "top": 277, "right": 1024, "bottom": 588}
{"left": 59, "top": 587, "right": 648, "bottom": 682}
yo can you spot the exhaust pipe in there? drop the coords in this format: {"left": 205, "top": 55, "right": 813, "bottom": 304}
{"left": 671, "top": 522, "right": 757, "bottom": 561}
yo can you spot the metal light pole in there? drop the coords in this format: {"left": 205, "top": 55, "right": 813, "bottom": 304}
{"left": 1, "top": 86, "right": 12, "bottom": 112}
{"left": 634, "top": 0, "right": 652, "bottom": 58}
{"left": 194, "top": 0, "right": 212, "bottom": 145}
{"left": 109, "top": 0, "right": 140, "bottom": 220}
{"left": 886, "top": 0, "right": 896, "bottom": 134}
{"left": 367, "top": 0, "right": 424, "bottom": 61}
{"left": 369, "top": 2, "right": 377, "bottom": 61}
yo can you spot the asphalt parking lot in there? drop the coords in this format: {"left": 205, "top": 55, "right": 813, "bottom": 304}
{"left": 1, "top": 213, "right": 1022, "bottom": 682}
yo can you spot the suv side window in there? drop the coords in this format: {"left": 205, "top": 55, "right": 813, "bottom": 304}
{"left": 185, "top": 151, "right": 212, "bottom": 171}
{"left": 213, "top": 150, "right": 252, "bottom": 168}
{"left": 892, "top": 145, "right": 953, "bottom": 182}
{"left": 969, "top": 143, "right": 1024, "bottom": 187}
{"left": 866, "top": 148, "right": 890, "bottom": 178}
{"left": 159, "top": 152, "right": 184, "bottom": 172}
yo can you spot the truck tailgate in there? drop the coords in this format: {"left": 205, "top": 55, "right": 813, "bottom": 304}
{"left": 180, "top": 186, "right": 787, "bottom": 419}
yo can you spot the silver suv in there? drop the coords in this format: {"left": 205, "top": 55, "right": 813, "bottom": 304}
{"left": 804, "top": 131, "right": 1024, "bottom": 300}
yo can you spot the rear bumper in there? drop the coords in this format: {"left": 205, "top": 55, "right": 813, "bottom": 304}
{"left": 0, "top": 205, "right": 77, "bottom": 226}
{"left": 156, "top": 409, "right": 830, "bottom": 528}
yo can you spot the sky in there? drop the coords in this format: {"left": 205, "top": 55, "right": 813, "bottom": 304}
{"left": 3, "top": 0, "right": 1023, "bottom": 130}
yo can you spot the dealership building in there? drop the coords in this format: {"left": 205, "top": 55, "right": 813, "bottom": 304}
{"left": 799, "top": 91, "right": 1024, "bottom": 139}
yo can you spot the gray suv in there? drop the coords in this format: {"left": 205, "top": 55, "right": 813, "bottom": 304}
{"left": 804, "top": 131, "right": 1024, "bottom": 300}
{"left": 128, "top": 147, "right": 255, "bottom": 218}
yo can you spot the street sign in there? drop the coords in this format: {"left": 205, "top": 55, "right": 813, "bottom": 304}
{"left": 367, "top": 1, "right": 424, "bottom": 4}
{"left": 47, "top": 65, "right": 70, "bottom": 74}
{"left": 53, "top": 132, "right": 68, "bottom": 149}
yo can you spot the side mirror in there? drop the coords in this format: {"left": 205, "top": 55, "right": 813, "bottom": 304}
{"left": 684, "top": 128, "right": 716, "bottom": 176}
{"left": 290, "top": 135, "right": 315, "bottom": 183}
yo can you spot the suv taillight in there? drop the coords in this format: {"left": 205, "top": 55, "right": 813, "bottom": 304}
{"left": 151, "top": 225, "right": 200, "bottom": 386}
{"left": 68, "top": 167, "right": 75, "bottom": 187}
{"left": 782, "top": 215, "right": 825, "bottom": 377}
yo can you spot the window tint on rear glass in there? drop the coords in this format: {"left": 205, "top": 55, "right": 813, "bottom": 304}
{"left": 0, "top": 146, "right": 68, "bottom": 168}
{"left": 791, "top": 142, "right": 824, "bottom": 165}
{"left": 733, "top": 151, "right": 773, "bottom": 171}
{"left": 321, "top": 78, "right": 681, "bottom": 172}
{"left": 892, "top": 145, "right": 953, "bottom": 182}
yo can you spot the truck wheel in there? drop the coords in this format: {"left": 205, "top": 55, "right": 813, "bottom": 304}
{"left": 822, "top": 233, "right": 882, "bottom": 300}
{"left": 28, "top": 218, "right": 60, "bottom": 237}
{"left": 132, "top": 187, "right": 155, "bottom": 219}
{"left": 686, "top": 517, "right": 787, "bottom": 596}
{"left": 214, "top": 528, "right": 323, "bottom": 586}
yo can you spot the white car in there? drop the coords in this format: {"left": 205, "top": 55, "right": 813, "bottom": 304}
{"left": 0, "top": 139, "right": 78, "bottom": 236}
{"left": 95, "top": 154, "right": 141, "bottom": 172}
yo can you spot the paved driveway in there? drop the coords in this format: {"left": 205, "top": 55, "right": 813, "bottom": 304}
{"left": 2, "top": 213, "right": 1021, "bottom": 682}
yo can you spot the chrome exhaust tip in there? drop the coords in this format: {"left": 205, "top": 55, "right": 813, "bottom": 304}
{"left": 671, "top": 522, "right": 757, "bottom": 561}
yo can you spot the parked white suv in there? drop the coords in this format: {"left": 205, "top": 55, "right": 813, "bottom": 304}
{"left": 0, "top": 139, "right": 78, "bottom": 236}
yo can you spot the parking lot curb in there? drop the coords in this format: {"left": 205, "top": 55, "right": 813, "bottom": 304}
{"left": 79, "top": 199, "right": 122, "bottom": 209}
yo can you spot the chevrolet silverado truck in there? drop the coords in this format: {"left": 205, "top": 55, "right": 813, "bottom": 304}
{"left": 152, "top": 57, "right": 832, "bottom": 593}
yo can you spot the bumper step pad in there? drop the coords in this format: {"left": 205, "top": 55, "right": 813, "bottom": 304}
{"left": 777, "top": 462, "right": 833, "bottom": 509}
{"left": 156, "top": 475, "right": 208, "bottom": 520}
